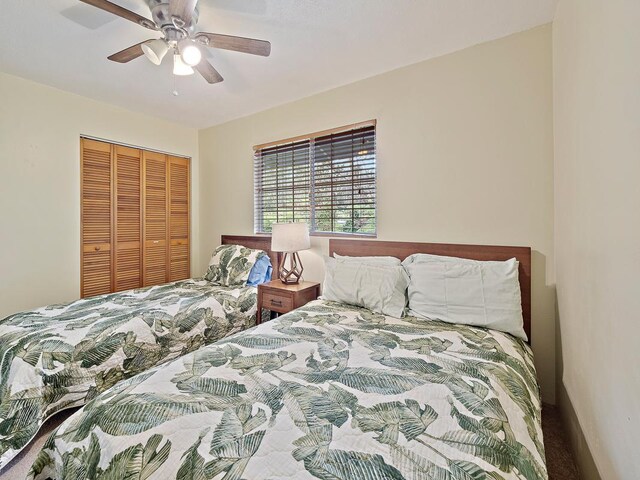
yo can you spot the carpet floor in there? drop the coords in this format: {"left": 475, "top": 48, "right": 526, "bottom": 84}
{"left": 0, "top": 404, "right": 580, "bottom": 479}
{"left": 543, "top": 403, "right": 581, "bottom": 479}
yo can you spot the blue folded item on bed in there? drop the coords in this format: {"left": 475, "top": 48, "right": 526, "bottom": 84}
{"left": 246, "top": 255, "right": 273, "bottom": 285}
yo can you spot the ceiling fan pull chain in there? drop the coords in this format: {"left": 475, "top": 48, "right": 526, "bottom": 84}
{"left": 172, "top": 74, "right": 179, "bottom": 96}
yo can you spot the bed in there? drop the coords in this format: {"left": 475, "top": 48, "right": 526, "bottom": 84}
{"left": 26, "top": 240, "right": 547, "bottom": 480}
{"left": 0, "top": 235, "right": 278, "bottom": 470}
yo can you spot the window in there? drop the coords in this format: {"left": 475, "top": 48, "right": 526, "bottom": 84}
{"left": 254, "top": 121, "right": 376, "bottom": 236}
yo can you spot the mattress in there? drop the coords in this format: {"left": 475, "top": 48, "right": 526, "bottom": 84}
{"left": 27, "top": 299, "right": 547, "bottom": 479}
{"left": 0, "top": 279, "right": 258, "bottom": 469}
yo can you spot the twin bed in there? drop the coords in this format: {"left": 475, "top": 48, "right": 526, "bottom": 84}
{"left": 0, "top": 237, "right": 547, "bottom": 479}
{"left": 0, "top": 235, "right": 277, "bottom": 469}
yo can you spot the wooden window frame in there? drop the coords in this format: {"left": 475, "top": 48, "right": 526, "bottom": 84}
{"left": 253, "top": 120, "right": 377, "bottom": 237}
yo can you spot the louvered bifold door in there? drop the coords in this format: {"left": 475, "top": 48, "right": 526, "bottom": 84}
{"left": 143, "top": 151, "right": 168, "bottom": 286}
{"left": 168, "top": 156, "right": 190, "bottom": 281}
{"left": 114, "top": 145, "right": 142, "bottom": 291}
{"left": 81, "top": 139, "right": 113, "bottom": 297}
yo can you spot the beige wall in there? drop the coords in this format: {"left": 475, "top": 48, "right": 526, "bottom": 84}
{"left": 553, "top": 0, "right": 640, "bottom": 478}
{"left": 199, "top": 25, "right": 557, "bottom": 403}
{"left": 0, "top": 72, "right": 200, "bottom": 319}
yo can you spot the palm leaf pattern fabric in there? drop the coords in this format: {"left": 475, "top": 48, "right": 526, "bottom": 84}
{"left": 0, "top": 279, "right": 259, "bottom": 469}
{"left": 205, "top": 245, "right": 268, "bottom": 287}
{"left": 29, "top": 300, "right": 547, "bottom": 480}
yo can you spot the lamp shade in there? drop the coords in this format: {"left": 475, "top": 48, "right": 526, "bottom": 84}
{"left": 271, "top": 223, "right": 311, "bottom": 252}
{"left": 142, "top": 39, "right": 169, "bottom": 65}
{"left": 173, "top": 54, "right": 194, "bottom": 76}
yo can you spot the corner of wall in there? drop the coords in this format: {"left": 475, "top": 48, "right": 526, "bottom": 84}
{"left": 556, "top": 300, "right": 602, "bottom": 480}
{"left": 556, "top": 382, "right": 602, "bottom": 480}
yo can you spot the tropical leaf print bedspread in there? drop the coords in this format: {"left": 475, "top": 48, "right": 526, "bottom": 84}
{"left": 0, "top": 279, "right": 258, "bottom": 469}
{"left": 28, "top": 299, "right": 547, "bottom": 480}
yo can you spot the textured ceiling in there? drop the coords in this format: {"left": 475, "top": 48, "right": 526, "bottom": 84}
{"left": 0, "top": 0, "right": 558, "bottom": 128}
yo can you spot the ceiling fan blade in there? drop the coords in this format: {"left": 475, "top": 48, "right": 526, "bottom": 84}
{"left": 169, "top": 0, "right": 199, "bottom": 25}
{"left": 108, "top": 41, "right": 146, "bottom": 63}
{"left": 195, "top": 33, "right": 271, "bottom": 57}
{"left": 195, "top": 59, "right": 224, "bottom": 84}
{"left": 79, "top": 0, "right": 157, "bottom": 30}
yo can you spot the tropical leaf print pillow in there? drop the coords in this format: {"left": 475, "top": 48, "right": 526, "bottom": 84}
{"left": 205, "top": 244, "right": 268, "bottom": 286}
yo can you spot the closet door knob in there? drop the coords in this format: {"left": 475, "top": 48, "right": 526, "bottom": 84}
{"left": 94, "top": 246, "right": 101, "bottom": 251}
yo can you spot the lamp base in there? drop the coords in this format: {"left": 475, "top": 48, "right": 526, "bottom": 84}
{"left": 278, "top": 252, "right": 304, "bottom": 284}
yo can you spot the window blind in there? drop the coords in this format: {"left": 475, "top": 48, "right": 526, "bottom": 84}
{"left": 254, "top": 140, "right": 311, "bottom": 233}
{"left": 254, "top": 123, "right": 376, "bottom": 236}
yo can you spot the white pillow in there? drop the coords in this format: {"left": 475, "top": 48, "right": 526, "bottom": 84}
{"left": 402, "top": 254, "right": 526, "bottom": 340}
{"left": 334, "top": 253, "right": 401, "bottom": 266}
{"left": 322, "top": 256, "right": 408, "bottom": 318}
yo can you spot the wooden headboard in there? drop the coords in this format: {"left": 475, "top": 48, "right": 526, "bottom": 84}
{"left": 221, "top": 235, "right": 279, "bottom": 280}
{"left": 329, "top": 239, "right": 532, "bottom": 343}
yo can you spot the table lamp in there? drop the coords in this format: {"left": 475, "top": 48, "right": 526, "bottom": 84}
{"left": 271, "top": 222, "right": 311, "bottom": 284}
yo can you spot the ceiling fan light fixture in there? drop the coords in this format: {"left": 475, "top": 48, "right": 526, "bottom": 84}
{"left": 83, "top": 0, "right": 271, "bottom": 87}
{"left": 181, "top": 45, "right": 202, "bottom": 66}
{"left": 142, "top": 39, "right": 169, "bottom": 65}
{"left": 179, "top": 41, "right": 202, "bottom": 67}
{"left": 173, "top": 53, "right": 195, "bottom": 76}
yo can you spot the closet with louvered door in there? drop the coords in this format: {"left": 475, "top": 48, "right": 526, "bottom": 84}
{"left": 113, "top": 145, "right": 142, "bottom": 292}
{"left": 81, "top": 139, "right": 190, "bottom": 297}
{"left": 81, "top": 139, "right": 113, "bottom": 297}
{"left": 142, "top": 151, "right": 168, "bottom": 287}
{"left": 168, "top": 156, "right": 190, "bottom": 281}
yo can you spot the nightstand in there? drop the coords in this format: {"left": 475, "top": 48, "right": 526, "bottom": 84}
{"left": 256, "top": 280, "right": 321, "bottom": 324}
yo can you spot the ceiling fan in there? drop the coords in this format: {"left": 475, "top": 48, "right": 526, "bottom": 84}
{"left": 79, "top": 0, "right": 271, "bottom": 84}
